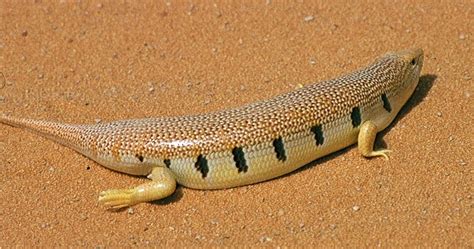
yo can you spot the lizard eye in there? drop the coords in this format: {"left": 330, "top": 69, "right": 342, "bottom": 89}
{"left": 410, "top": 58, "right": 416, "bottom": 66}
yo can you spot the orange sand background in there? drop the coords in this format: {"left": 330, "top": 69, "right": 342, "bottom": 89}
{"left": 0, "top": 1, "right": 472, "bottom": 247}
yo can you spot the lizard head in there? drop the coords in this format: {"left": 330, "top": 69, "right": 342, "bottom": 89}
{"left": 382, "top": 48, "right": 424, "bottom": 112}
{"left": 394, "top": 47, "right": 424, "bottom": 85}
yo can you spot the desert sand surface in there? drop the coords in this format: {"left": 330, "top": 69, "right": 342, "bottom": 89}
{"left": 0, "top": 1, "right": 472, "bottom": 247}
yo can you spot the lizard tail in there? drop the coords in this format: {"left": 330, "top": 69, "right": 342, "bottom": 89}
{"left": 0, "top": 114, "right": 90, "bottom": 152}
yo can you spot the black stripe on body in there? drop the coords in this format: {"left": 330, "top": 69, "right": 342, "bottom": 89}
{"left": 232, "top": 147, "right": 248, "bottom": 173}
{"left": 310, "top": 124, "right": 324, "bottom": 146}
{"left": 164, "top": 159, "right": 171, "bottom": 168}
{"left": 351, "top": 107, "right": 362, "bottom": 127}
{"left": 136, "top": 154, "right": 144, "bottom": 162}
{"left": 381, "top": 93, "right": 392, "bottom": 112}
{"left": 195, "top": 155, "right": 209, "bottom": 178}
{"left": 272, "top": 137, "right": 287, "bottom": 161}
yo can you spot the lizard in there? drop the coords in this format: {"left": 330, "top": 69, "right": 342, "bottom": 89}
{"left": 0, "top": 48, "right": 424, "bottom": 209}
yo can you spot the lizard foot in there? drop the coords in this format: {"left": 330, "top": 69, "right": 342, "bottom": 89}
{"left": 365, "top": 149, "right": 392, "bottom": 160}
{"left": 99, "top": 188, "right": 137, "bottom": 209}
{"left": 98, "top": 167, "right": 177, "bottom": 209}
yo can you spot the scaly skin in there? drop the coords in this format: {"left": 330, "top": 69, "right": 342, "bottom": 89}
{"left": 0, "top": 48, "right": 424, "bottom": 209}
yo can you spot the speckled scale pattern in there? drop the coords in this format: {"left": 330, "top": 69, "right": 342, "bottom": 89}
{"left": 60, "top": 54, "right": 407, "bottom": 160}
{"left": 2, "top": 54, "right": 405, "bottom": 159}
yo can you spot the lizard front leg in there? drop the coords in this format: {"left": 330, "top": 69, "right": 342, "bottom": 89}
{"left": 98, "top": 167, "right": 177, "bottom": 209}
{"left": 358, "top": 120, "right": 392, "bottom": 160}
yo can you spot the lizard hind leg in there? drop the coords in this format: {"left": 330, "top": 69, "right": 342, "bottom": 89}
{"left": 357, "top": 120, "right": 392, "bottom": 160}
{"left": 98, "top": 167, "right": 177, "bottom": 209}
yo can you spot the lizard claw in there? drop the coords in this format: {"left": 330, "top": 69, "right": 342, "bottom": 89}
{"left": 98, "top": 188, "right": 137, "bottom": 209}
{"left": 367, "top": 149, "right": 392, "bottom": 160}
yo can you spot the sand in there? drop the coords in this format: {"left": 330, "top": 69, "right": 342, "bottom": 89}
{"left": 0, "top": 1, "right": 472, "bottom": 247}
